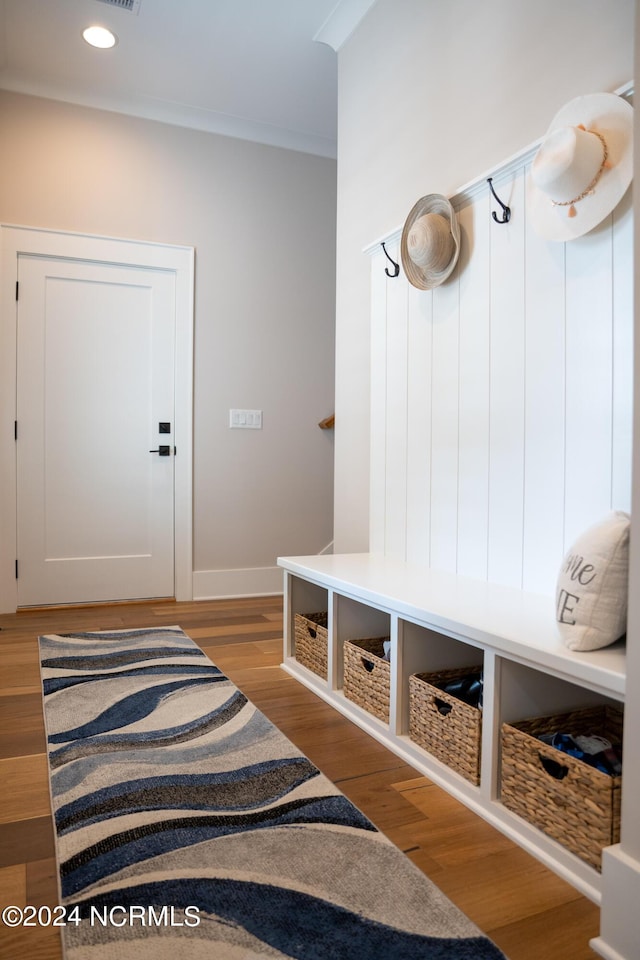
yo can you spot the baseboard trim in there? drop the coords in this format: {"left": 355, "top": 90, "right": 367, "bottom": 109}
{"left": 192, "top": 565, "right": 283, "bottom": 600}
{"left": 589, "top": 938, "right": 627, "bottom": 960}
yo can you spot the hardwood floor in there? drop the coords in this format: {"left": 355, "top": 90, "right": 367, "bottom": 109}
{"left": 0, "top": 596, "right": 600, "bottom": 959}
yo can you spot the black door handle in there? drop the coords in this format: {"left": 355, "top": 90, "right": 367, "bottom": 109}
{"left": 149, "top": 445, "right": 171, "bottom": 456}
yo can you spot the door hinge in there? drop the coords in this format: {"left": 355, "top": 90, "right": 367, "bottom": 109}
{"left": 14, "top": 421, "right": 17, "bottom": 441}
{"left": 15, "top": 559, "right": 18, "bottom": 579}
{"left": 15, "top": 281, "right": 19, "bottom": 301}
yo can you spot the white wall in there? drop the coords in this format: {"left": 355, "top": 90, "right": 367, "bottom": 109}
{"left": 334, "top": 0, "right": 635, "bottom": 552}
{"left": 0, "top": 91, "right": 337, "bottom": 597}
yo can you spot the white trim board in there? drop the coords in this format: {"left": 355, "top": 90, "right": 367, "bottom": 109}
{"left": 364, "top": 80, "right": 634, "bottom": 253}
{"left": 192, "top": 566, "right": 283, "bottom": 600}
{"left": 0, "top": 224, "right": 195, "bottom": 612}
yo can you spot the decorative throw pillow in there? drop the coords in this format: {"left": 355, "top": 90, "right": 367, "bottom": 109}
{"left": 556, "top": 511, "right": 630, "bottom": 651}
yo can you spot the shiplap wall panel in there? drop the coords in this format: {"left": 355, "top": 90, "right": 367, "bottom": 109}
{"left": 522, "top": 174, "right": 566, "bottom": 595}
{"left": 429, "top": 266, "right": 461, "bottom": 573}
{"left": 457, "top": 195, "right": 491, "bottom": 580}
{"left": 384, "top": 244, "right": 409, "bottom": 560}
{"left": 487, "top": 170, "right": 526, "bottom": 589}
{"left": 406, "top": 282, "right": 433, "bottom": 564}
{"left": 369, "top": 247, "right": 387, "bottom": 553}
{"left": 564, "top": 220, "right": 614, "bottom": 548}
{"left": 612, "top": 191, "right": 633, "bottom": 513}
{"left": 367, "top": 141, "right": 633, "bottom": 597}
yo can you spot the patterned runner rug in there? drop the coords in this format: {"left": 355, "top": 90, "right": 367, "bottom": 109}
{"left": 39, "top": 626, "right": 507, "bottom": 959}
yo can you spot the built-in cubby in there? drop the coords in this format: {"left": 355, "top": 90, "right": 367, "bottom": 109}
{"left": 497, "top": 658, "right": 620, "bottom": 728}
{"left": 395, "top": 619, "right": 484, "bottom": 737}
{"left": 279, "top": 552, "right": 627, "bottom": 905}
{"left": 334, "top": 593, "right": 390, "bottom": 694}
{"left": 286, "top": 576, "right": 328, "bottom": 665}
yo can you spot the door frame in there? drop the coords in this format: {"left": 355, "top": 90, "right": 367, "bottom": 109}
{"left": 0, "top": 224, "right": 195, "bottom": 611}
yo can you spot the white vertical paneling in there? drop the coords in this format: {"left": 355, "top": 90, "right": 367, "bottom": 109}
{"left": 487, "top": 170, "right": 526, "bottom": 588}
{"left": 405, "top": 284, "right": 433, "bottom": 564}
{"left": 366, "top": 135, "right": 633, "bottom": 597}
{"left": 612, "top": 190, "right": 633, "bottom": 513}
{"left": 522, "top": 168, "right": 566, "bottom": 595}
{"left": 457, "top": 195, "right": 491, "bottom": 580}
{"left": 564, "top": 218, "right": 614, "bottom": 548}
{"left": 384, "top": 239, "right": 408, "bottom": 560}
{"left": 369, "top": 247, "right": 387, "bottom": 553}
{"left": 429, "top": 262, "right": 460, "bottom": 573}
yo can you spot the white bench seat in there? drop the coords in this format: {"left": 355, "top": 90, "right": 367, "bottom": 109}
{"left": 278, "top": 552, "right": 626, "bottom": 904}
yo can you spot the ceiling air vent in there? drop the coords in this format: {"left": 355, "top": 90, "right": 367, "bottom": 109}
{"left": 94, "top": 0, "right": 142, "bottom": 12}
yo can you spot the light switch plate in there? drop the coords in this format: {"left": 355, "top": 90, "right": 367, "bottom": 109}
{"left": 229, "top": 409, "right": 262, "bottom": 429}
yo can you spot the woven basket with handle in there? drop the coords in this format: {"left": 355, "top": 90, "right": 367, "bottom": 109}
{"left": 343, "top": 636, "right": 391, "bottom": 724}
{"left": 409, "top": 667, "right": 482, "bottom": 785}
{"left": 294, "top": 612, "right": 328, "bottom": 679}
{"left": 501, "top": 704, "right": 623, "bottom": 870}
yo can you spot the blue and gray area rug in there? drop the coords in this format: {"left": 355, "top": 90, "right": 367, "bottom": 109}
{"left": 39, "top": 626, "right": 507, "bottom": 959}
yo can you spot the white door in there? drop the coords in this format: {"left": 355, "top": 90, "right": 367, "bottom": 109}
{"left": 16, "top": 253, "right": 176, "bottom": 606}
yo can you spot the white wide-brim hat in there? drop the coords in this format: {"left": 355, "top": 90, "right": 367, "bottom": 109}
{"left": 401, "top": 194, "right": 460, "bottom": 290}
{"left": 528, "top": 92, "right": 633, "bottom": 242}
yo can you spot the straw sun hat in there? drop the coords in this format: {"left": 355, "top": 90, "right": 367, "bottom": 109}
{"left": 529, "top": 92, "right": 633, "bottom": 242}
{"left": 400, "top": 194, "right": 460, "bottom": 290}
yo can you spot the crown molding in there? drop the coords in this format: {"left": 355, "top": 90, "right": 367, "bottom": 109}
{"left": 314, "top": 0, "right": 379, "bottom": 51}
{"left": 0, "top": 78, "right": 338, "bottom": 159}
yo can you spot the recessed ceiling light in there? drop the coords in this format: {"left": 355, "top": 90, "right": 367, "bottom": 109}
{"left": 82, "top": 25, "right": 118, "bottom": 49}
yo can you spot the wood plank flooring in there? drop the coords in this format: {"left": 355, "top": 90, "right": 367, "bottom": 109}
{"left": 0, "top": 596, "right": 600, "bottom": 959}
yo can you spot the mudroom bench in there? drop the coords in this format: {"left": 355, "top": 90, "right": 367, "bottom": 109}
{"left": 277, "top": 552, "right": 626, "bottom": 904}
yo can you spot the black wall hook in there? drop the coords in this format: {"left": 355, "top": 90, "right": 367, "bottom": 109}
{"left": 381, "top": 241, "right": 400, "bottom": 277}
{"left": 487, "top": 177, "right": 511, "bottom": 224}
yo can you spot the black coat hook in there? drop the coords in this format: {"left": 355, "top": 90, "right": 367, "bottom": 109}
{"left": 487, "top": 177, "right": 511, "bottom": 224}
{"left": 381, "top": 241, "right": 400, "bottom": 277}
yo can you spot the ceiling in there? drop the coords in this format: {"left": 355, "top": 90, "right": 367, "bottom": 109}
{"left": 0, "top": 0, "right": 376, "bottom": 157}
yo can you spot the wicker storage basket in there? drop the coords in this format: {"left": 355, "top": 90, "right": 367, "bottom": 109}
{"left": 343, "top": 637, "right": 390, "bottom": 723}
{"left": 409, "top": 667, "right": 483, "bottom": 785}
{"left": 501, "top": 704, "right": 623, "bottom": 871}
{"left": 294, "top": 612, "right": 328, "bottom": 679}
